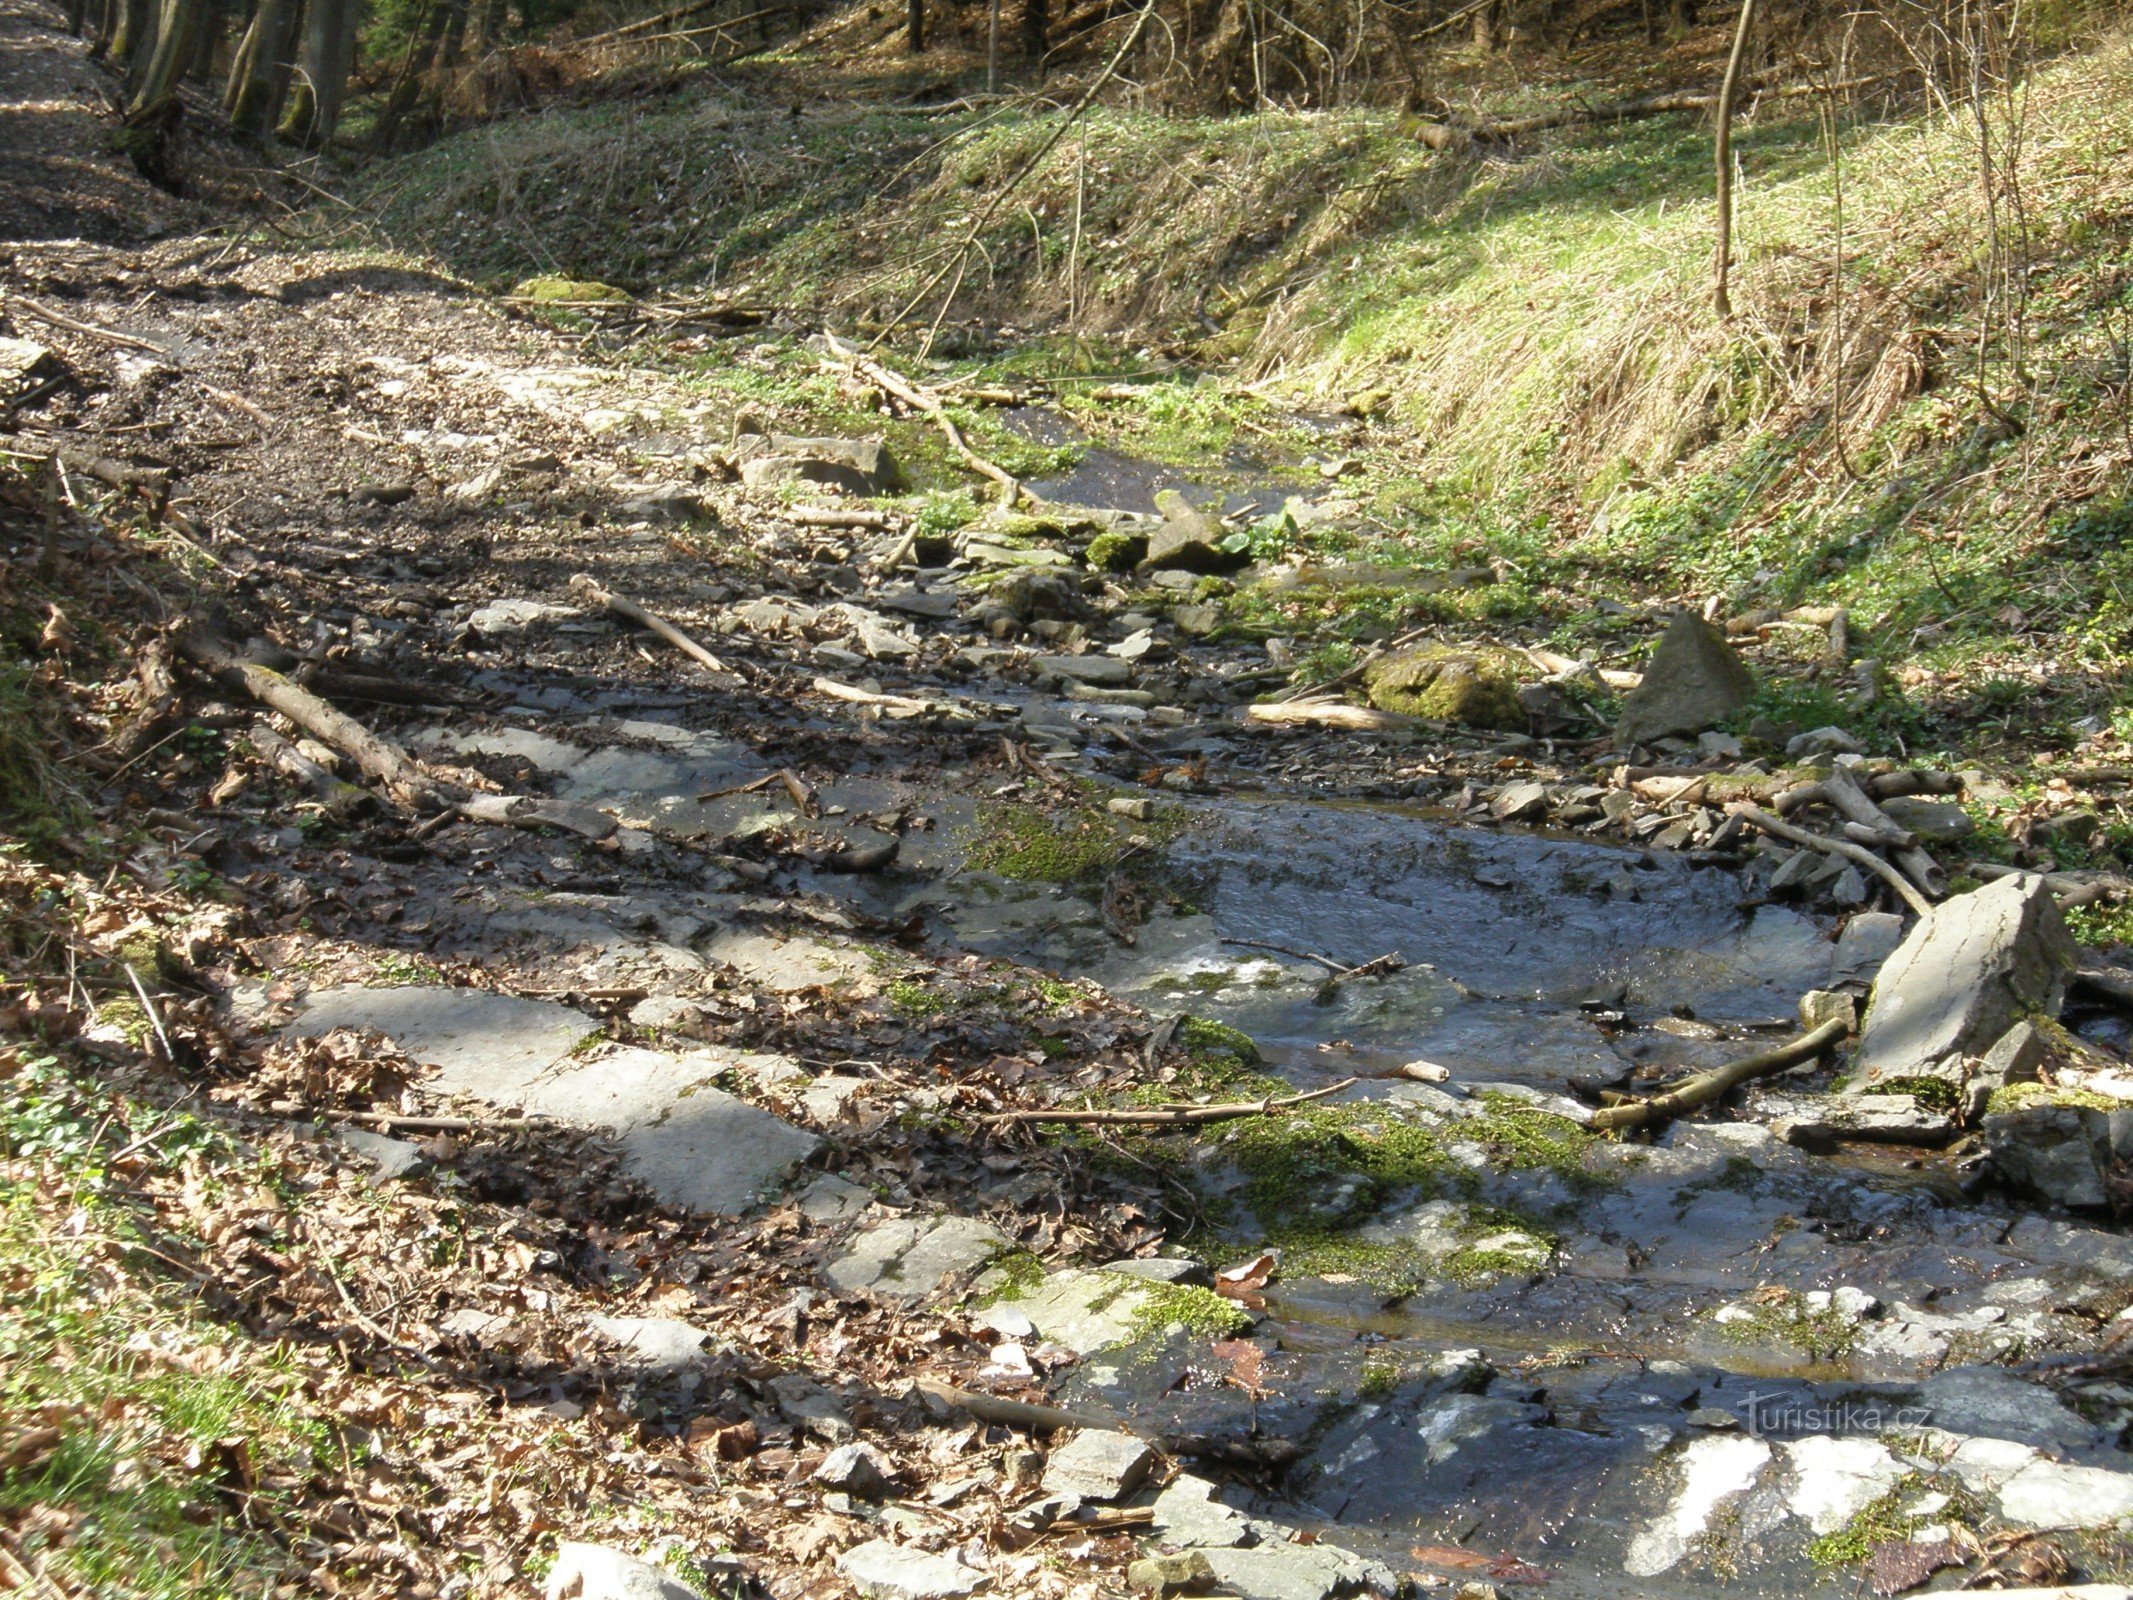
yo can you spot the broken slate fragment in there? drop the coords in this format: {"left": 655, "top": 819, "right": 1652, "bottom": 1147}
{"left": 466, "top": 598, "right": 580, "bottom": 638}
{"left": 1761, "top": 1092, "right": 1956, "bottom": 1150}
{"left": 544, "top": 1541, "right": 704, "bottom": 1600}
{"left": 585, "top": 1314, "right": 721, "bottom": 1374}
{"left": 812, "top": 1441, "right": 899, "bottom": 1497}
{"left": 335, "top": 1125, "right": 430, "bottom": 1181}
{"left": 1042, "top": 1429, "right": 1154, "bottom": 1502}
{"left": 1850, "top": 876, "right": 2076, "bottom": 1096}
{"left": 835, "top": 1541, "right": 985, "bottom": 1600}
{"left": 1128, "top": 1553, "right": 1215, "bottom": 1595}
{"left": 1613, "top": 613, "right": 1755, "bottom": 748}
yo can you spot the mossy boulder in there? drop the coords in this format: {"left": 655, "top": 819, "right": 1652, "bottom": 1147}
{"left": 1364, "top": 643, "right": 1527, "bottom": 731}
{"left": 510, "top": 276, "right": 630, "bottom": 303}
{"left": 1085, "top": 530, "right": 1150, "bottom": 572}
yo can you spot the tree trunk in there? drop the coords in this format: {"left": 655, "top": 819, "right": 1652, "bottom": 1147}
{"left": 437, "top": 0, "right": 468, "bottom": 67}
{"left": 127, "top": 0, "right": 206, "bottom": 115}
{"left": 105, "top": 0, "right": 153, "bottom": 66}
{"left": 905, "top": 0, "right": 922, "bottom": 52}
{"left": 1472, "top": 0, "right": 1496, "bottom": 49}
{"left": 1022, "top": 0, "right": 1045, "bottom": 68}
{"left": 1711, "top": 0, "right": 1757, "bottom": 317}
{"left": 279, "top": 0, "right": 354, "bottom": 146}
{"left": 67, "top": 0, "right": 92, "bottom": 36}
{"left": 226, "top": 0, "right": 301, "bottom": 135}
{"left": 185, "top": 0, "right": 222, "bottom": 82}
{"left": 371, "top": 0, "right": 448, "bottom": 151}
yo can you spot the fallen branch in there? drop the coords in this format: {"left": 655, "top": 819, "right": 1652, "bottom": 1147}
{"left": 1815, "top": 764, "right": 1947, "bottom": 899}
{"left": 1241, "top": 700, "right": 1419, "bottom": 733}
{"left": 1590, "top": 1018, "right": 1849, "bottom": 1132}
{"left": 791, "top": 505, "right": 894, "bottom": 530}
{"left": 570, "top": 575, "right": 737, "bottom": 680}
{"left": 8, "top": 293, "right": 172, "bottom": 356}
{"left": 250, "top": 722, "right": 373, "bottom": 820}
{"left": 823, "top": 333, "right": 1023, "bottom": 508}
{"left": 180, "top": 626, "right": 446, "bottom": 811}
{"left": 913, "top": 1380, "right": 1113, "bottom": 1433}
{"left": 269, "top": 1102, "right": 564, "bottom": 1132}
{"left": 1408, "top": 71, "right": 1893, "bottom": 149}
{"left": 458, "top": 794, "right": 618, "bottom": 841}
{"left": 1732, "top": 803, "right": 1934, "bottom": 917}
{"left": 813, "top": 675, "right": 936, "bottom": 715}
{"left": 983, "top": 1077, "right": 1356, "bottom": 1127}
{"left": 1969, "top": 860, "right": 2125, "bottom": 910}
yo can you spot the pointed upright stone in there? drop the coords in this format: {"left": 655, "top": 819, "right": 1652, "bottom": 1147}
{"left": 1614, "top": 613, "right": 1755, "bottom": 747}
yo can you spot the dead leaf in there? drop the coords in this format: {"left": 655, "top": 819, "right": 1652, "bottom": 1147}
{"left": 1214, "top": 1253, "right": 1276, "bottom": 1298}
{"left": 1210, "top": 1339, "right": 1265, "bottom": 1392}
{"left": 1866, "top": 1538, "right": 1964, "bottom": 1595}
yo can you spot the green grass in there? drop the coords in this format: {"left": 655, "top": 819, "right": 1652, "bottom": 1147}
{"left": 1, "top": 1054, "right": 323, "bottom": 1599}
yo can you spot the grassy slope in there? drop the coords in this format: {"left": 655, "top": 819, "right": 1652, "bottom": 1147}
{"left": 363, "top": 30, "right": 2133, "bottom": 761}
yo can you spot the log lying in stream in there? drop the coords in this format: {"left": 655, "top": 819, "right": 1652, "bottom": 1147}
{"left": 1591, "top": 1018, "right": 1850, "bottom": 1132}
{"left": 982, "top": 1078, "right": 1357, "bottom": 1127}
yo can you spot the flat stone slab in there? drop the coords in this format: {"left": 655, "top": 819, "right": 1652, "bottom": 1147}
{"left": 531, "top": 1046, "right": 821, "bottom": 1214}
{"left": 824, "top": 1216, "right": 1007, "bottom": 1301}
{"left": 835, "top": 1541, "right": 984, "bottom": 1600}
{"left": 293, "top": 993, "right": 815, "bottom": 1213}
{"left": 1199, "top": 1543, "right": 1396, "bottom": 1600}
{"left": 294, "top": 986, "right": 601, "bottom": 1100}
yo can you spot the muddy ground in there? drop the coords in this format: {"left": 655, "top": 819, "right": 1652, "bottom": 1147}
{"left": 5, "top": 8, "right": 2133, "bottom": 1599}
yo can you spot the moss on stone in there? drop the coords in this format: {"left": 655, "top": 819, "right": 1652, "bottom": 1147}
{"left": 1125, "top": 1282, "right": 1254, "bottom": 1341}
{"left": 1363, "top": 643, "right": 1527, "bottom": 730}
{"left": 1085, "top": 531, "right": 1149, "bottom": 572}
{"left": 510, "top": 275, "right": 630, "bottom": 302}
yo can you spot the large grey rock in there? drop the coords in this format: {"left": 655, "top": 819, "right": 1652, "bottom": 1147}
{"left": 545, "top": 1542, "right": 704, "bottom": 1600}
{"left": 294, "top": 986, "right": 602, "bottom": 1099}
{"left": 980, "top": 1266, "right": 1164, "bottom": 1354}
{"left": 1614, "top": 613, "right": 1755, "bottom": 747}
{"left": 1036, "top": 653, "right": 1134, "bottom": 687}
{"left": 1042, "top": 1430, "right": 1154, "bottom": 1502}
{"left": 812, "top": 1442, "right": 899, "bottom": 1497}
{"left": 835, "top": 1541, "right": 985, "bottom": 1600}
{"left": 824, "top": 1215, "right": 1007, "bottom": 1300}
{"left": 512, "top": 1045, "right": 821, "bottom": 1214}
{"left": 1101, "top": 1256, "right": 1210, "bottom": 1287}
{"left": 294, "top": 993, "right": 816, "bottom": 1213}
{"left": 1917, "top": 1367, "right": 2104, "bottom": 1453}
{"left": 1966, "top": 1019, "right": 2049, "bottom": 1119}
{"left": 467, "top": 598, "right": 580, "bottom": 638}
{"left": 1779, "top": 1436, "right": 1905, "bottom": 1534}
{"left": 1829, "top": 912, "right": 1906, "bottom": 987}
{"left": 1851, "top": 877, "right": 2076, "bottom": 1095}
{"left": 1623, "top": 1434, "right": 1771, "bottom": 1577}
{"left": 1983, "top": 1104, "right": 2130, "bottom": 1209}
